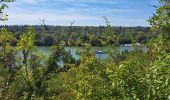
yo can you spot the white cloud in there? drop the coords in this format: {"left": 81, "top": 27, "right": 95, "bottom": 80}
{"left": 0, "top": 7, "right": 102, "bottom": 26}
{"left": 14, "top": 0, "right": 46, "bottom": 4}
{"left": 51, "top": 0, "right": 118, "bottom": 4}
{"left": 19, "top": 0, "right": 37, "bottom": 3}
{"left": 0, "top": 7, "right": 149, "bottom": 26}
{"left": 0, "top": 0, "right": 150, "bottom": 26}
{"left": 15, "top": 0, "right": 118, "bottom": 5}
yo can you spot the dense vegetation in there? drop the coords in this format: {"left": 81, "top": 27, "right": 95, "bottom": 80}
{"left": 0, "top": 25, "right": 150, "bottom": 46}
{"left": 0, "top": 0, "right": 169, "bottom": 100}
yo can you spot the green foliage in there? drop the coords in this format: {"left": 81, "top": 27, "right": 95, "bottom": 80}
{"left": 17, "top": 27, "right": 35, "bottom": 51}
{"left": 148, "top": 0, "right": 170, "bottom": 52}
{"left": 0, "top": 0, "right": 14, "bottom": 21}
{"left": 0, "top": 28, "right": 16, "bottom": 99}
{"left": 0, "top": 0, "right": 169, "bottom": 100}
{"left": 0, "top": 25, "right": 150, "bottom": 46}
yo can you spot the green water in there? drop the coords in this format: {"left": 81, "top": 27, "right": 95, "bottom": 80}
{"left": 17, "top": 46, "right": 147, "bottom": 61}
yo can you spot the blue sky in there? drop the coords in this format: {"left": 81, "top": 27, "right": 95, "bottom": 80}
{"left": 1, "top": 0, "right": 159, "bottom": 26}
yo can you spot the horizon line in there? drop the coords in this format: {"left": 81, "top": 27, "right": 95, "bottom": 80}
{"left": 0, "top": 24, "right": 150, "bottom": 27}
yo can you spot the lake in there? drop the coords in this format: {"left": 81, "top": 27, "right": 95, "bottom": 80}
{"left": 35, "top": 45, "right": 147, "bottom": 60}
{"left": 16, "top": 46, "right": 147, "bottom": 66}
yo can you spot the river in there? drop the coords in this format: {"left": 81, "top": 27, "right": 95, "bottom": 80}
{"left": 34, "top": 46, "right": 147, "bottom": 60}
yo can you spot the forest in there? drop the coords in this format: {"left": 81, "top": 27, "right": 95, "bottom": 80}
{"left": 0, "top": 0, "right": 170, "bottom": 100}
{"left": 0, "top": 25, "right": 150, "bottom": 46}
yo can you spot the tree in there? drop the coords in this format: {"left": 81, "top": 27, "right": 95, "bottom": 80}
{"left": 0, "top": 28, "right": 16, "bottom": 99}
{"left": 148, "top": 0, "right": 170, "bottom": 52}
{"left": 0, "top": 0, "right": 14, "bottom": 21}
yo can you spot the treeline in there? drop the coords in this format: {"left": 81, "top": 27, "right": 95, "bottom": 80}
{"left": 0, "top": 25, "right": 151, "bottom": 46}
{"left": 0, "top": 0, "right": 170, "bottom": 99}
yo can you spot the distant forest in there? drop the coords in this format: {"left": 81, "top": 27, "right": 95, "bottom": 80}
{"left": 0, "top": 25, "right": 151, "bottom": 46}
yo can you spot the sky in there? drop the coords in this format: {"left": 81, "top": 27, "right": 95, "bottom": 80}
{"left": 1, "top": 0, "right": 159, "bottom": 26}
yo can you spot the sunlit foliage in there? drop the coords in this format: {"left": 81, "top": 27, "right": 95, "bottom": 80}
{"left": 0, "top": 0, "right": 169, "bottom": 100}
